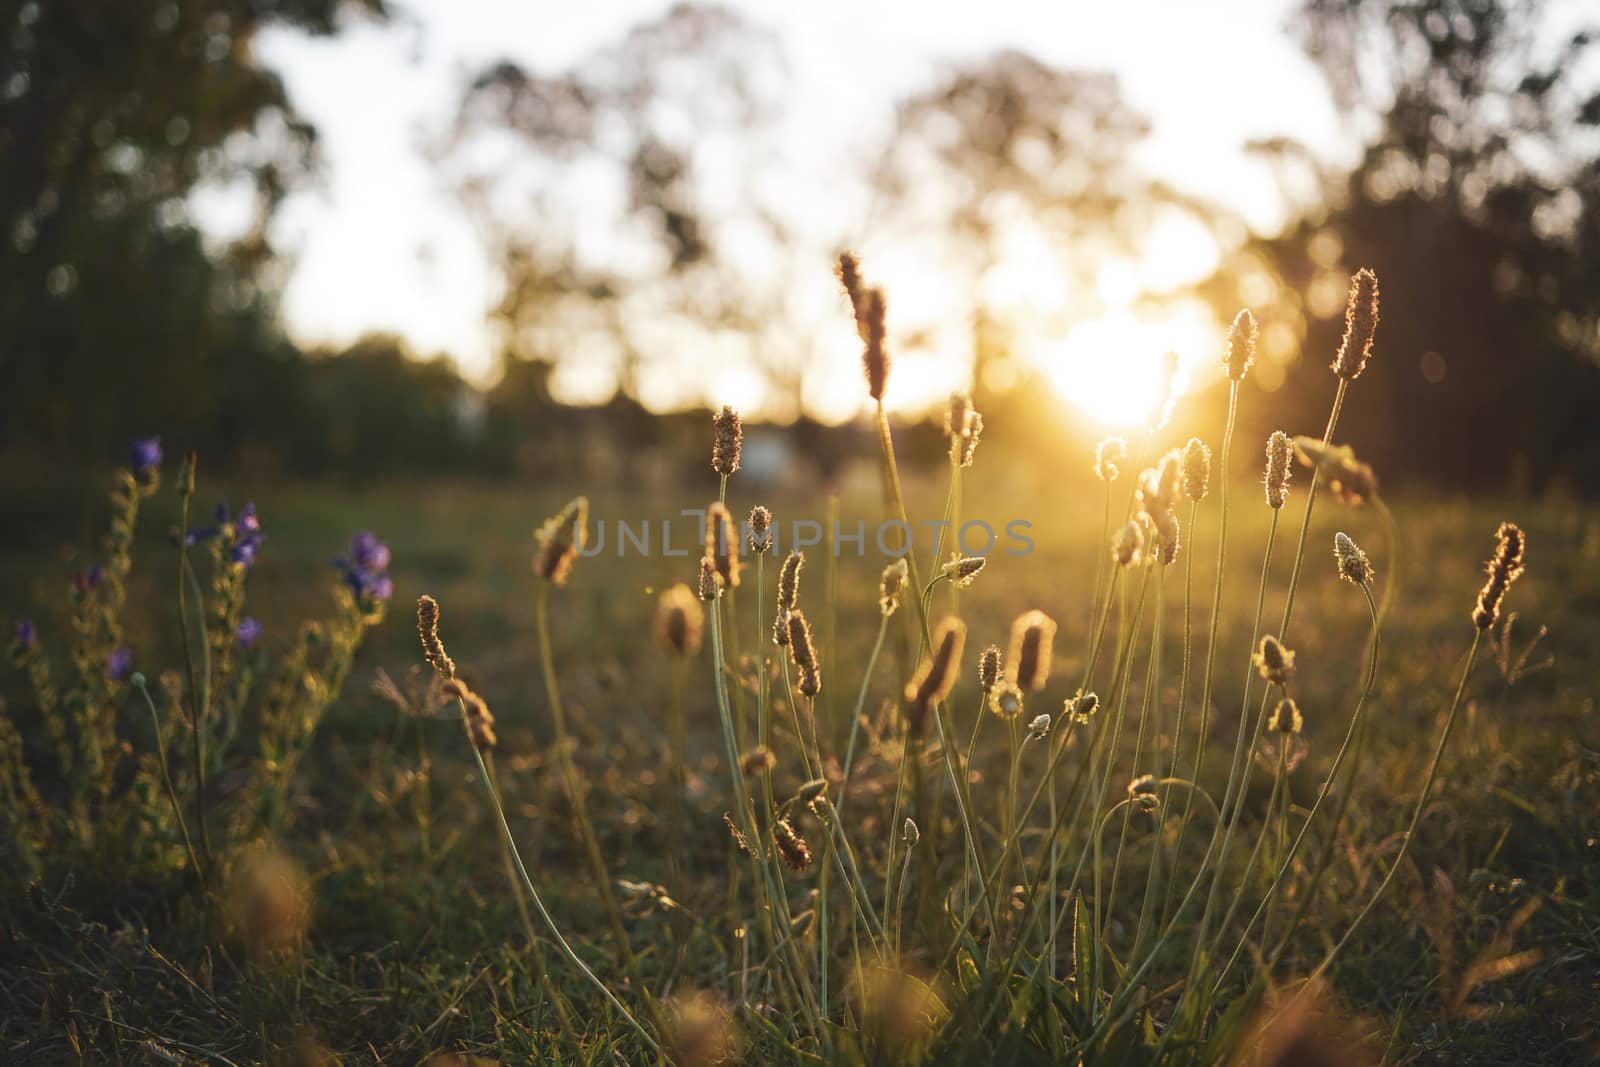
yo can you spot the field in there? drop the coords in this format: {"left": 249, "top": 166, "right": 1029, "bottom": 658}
{"left": 2, "top": 437, "right": 1598, "bottom": 1064}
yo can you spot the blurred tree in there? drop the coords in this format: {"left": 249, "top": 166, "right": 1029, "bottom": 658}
{"left": 0, "top": 0, "right": 384, "bottom": 462}
{"left": 1218, "top": 0, "right": 1600, "bottom": 491}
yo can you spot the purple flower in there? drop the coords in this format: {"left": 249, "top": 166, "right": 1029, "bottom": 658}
{"left": 14, "top": 619, "right": 37, "bottom": 649}
{"left": 235, "top": 617, "right": 263, "bottom": 649}
{"left": 129, "top": 436, "right": 162, "bottom": 476}
{"left": 189, "top": 500, "right": 265, "bottom": 567}
{"left": 237, "top": 502, "right": 260, "bottom": 535}
{"left": 348, "top": 532, "right": 391, "bottom": 574}
{"left": 108, "top": 647, "right": 134, "bottom": 681}
{"left": 336, "top": 532, "right": 393, "bottom": 604}
{"left": 75, "top": 565, "right": 105, "bottom": 593}
{"left": 229, "top": 532, "right": 264, "bottom": 567}
{"left": 184, "top": 527, "right": 219, "bottom": 546}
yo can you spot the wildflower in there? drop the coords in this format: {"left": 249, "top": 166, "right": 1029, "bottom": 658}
{"left": 655, "top": 582, "right": 705, "bottom": 656}
{"left": 416, "top": 595, "right": 456, "bottom": 678}
{"left": 1094, "top": 437, "right": 1128, "bottom": 482}
{"left": 1127, "top": 773, "right": 1160, "bottom": 813}
{"left": 75, "top": 565, "right": 105, "bottom": 594}
{"left": 945, "top": 394, "right": 983, "bottom": 467}
{"left": 978, "top": 645, "right": 1002, "bottom": 692}
{"left": 1253, "top": 634, "right": 1296, "bottom": 686}
{"left": 774, "top": 550, "right": 804, "bottom": 643}
{"left": 129, "top": 436, "right": 162, "bottom": 478}
{"left": 533, "top": 498, "right": 587, "bottom": 585}
{"left": 1334, "top": 532, "right": 1374, "bottom": 585}
{"left": 1331, "top": 268, "right": 1380, "bottom": 381}
{"left": 1006, "top": 610, "right": 1057, "bottom": 691}
{"left": 698, "top": 557, "right": 720, "bottom": 601}
{"left": 108, "top": 647, "right": 133, "bottom": 681}
{"left": 13, "top": 619, "right": 37, "bottom": 651}
{"left": 1112, "top": 520, "right": 1144, "bottom": 566}
{"left": 942, "top": 555, "right": 986, "bottom": 587}
{"left": 1066, "top": 689, "right": 1100, "bottom": 724}
{"left": 1224, "top": 308, "right": 1257, "bottom": 382}
{"left": 787, "top": 610, "right": 822, "bottom": 697}
{"left": 740, "top": 746, "right": 776, "bottom": 776}
{"left": 988, "top": 680, "right": 1024, "bottom": 721}
{"left": 711, "top": 406, "right": 743, "bottom": 476}
{"left": 348, "top": 529, "right": 390, "bottom": 573}
{"left": 1182, "top": 437, "right": 1211, "bottom": 502}
{"left": 879, "top": 557, "right": 908, "bottom": 617}
{"left": 774, "top": 818, "right": 813, "bottom": 873}
{"left": 861, "top": 288, "right": 889, "bottom": 403}
{"left": 1027, "top": 713, "right": 1052, "bottom": 741}
{"left": 1264, "top": 430, "right": 1293, "bottom": 510}
{"left": 1293, "top": 438, "right": 1379, "bottom": 507}
{"left": 723, "top": 812, "right": 751, "bottom": 854}
{"left": 1138, "top": 451, "right": 1182, "bottom": 520}
{"left": 1473, "top": 522, "right": 1527, "bottom": 630}
{"left": 705, "top": 502, "right": 741, "bottom": 591}
{"left": 337, "top": 531, "right": 393, "bottom": 602}
{"left": 905, "top": 618, "right": 966, "bottom": 735}
{"left": 747, "top": 505, "right": 773, "bottom": 553}
{"left": 1267, "top": 697, "right": 1303, "bottom": 734}
{"left": 235, "top": 617, "right": 263, "bottom": 650}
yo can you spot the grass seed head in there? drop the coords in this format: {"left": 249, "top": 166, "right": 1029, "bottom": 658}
{"left": 861, "top": 287, "right": 890, "bottom": 402}
{"left": 1182, "top": 437, "right": 1211, "bottom": 502}
{"left": 1268, "top": 697, "right": 1304, "bottom": 734}
{"left": 415, "top": 595, "right": 455, "bottom": 679}
{"left": 723, "top": 812, "right": 751, "bottom": 854}
{"left": 945, "top": 394, "right": 984, "bottom": 466}
{"left": 1332, "top": 268, "right": 1380, "bottom": 381}
{"left": 739, "top": 745, "right": 776, "bottom": 776}
{"left": 1112, "top": 519, "right": 1144, "bottom": 566}
{"left": 711, "top": 405, "right": 742, "bottom": 476}
{"left": 533, "top": 496, "right": 588, "bottom": 585}
{"left": 747, "top": 505, "right": 773, "bottom": 553}
{"left": 1473, "top": 521, "right": 1527, "bottom": 630}
{"left": 1067, "top": 689, "right": 1100, "bottom": 723}
{"left": 787, "top": 609, "right": 822, "bottom": 696}
{"left": 697, "top": 556, "right": 721, "bottom": 601}
{"left": 1095, "top": 436, "right": 1128, "bottom": 482}
{"left": 837, "top": 251, "right": 867, "bottom": 336}
{"left": 1334, "top": 531, "right": 1374, "bottom": 585}
{"left": 1225, "top": 307, "right": 1258, "bottom": 381}
{"left": 943, "top": 554, "right": 987, "bottom": 587}
{"left": 906, "top": 617, "right": 966, "bottom": 735}
{"left": 777, "top": 549, "right": 804, "bottom": 611}
{"left": 978, "top": 644, "right": 1002, "bottom": 691}
{"left": 1254, "top": 634, "right": 1297, "bottom": 686}
{"left": 1265, "top": 430, "right": 1293, "bottom": 510}
{"left": 988, "top": 680, "right": 1024, "bottom": 721}
{"left": 1294, "top": 437, "right": 1379, "bottom": 507}
{"left": 655, "top": 582, "right": 705, "bottom": 656}
{"left": 705, "top": 502, "right": 741, "bottom": 591}
{"left": 879, "top": 557, "right": 908, "bottom": 616}
{"left": 1007, "top": 610, "right": 1057, "bottom": 691}
{"left": 774, "top": 818, "right": 813, "bottom": 872}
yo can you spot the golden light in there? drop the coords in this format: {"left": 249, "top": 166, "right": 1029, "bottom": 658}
{"left": 1041, "top": 301, "right": 1221, "bottom": 428}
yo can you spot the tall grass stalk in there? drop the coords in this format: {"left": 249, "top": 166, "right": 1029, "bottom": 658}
{"left": 130, "top": 674, "right": 205, "bottom": 899}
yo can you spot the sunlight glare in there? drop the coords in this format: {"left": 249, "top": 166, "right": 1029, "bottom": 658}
{"left": 1042, "top": 303, "right": 1219, "bottom": 428}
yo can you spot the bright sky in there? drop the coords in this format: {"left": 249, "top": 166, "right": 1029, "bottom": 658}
{"left": 240, "top": 0, "right": 1350, "bottom": 424}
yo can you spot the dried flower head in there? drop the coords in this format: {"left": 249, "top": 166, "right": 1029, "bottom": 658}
{"left": 462, "top": 690, "right": 498, "bottom": 748}
{"left": 1127, "top": 773, "right": 1158, "bottom": 798}
{"left": 943, "top": 555, "right": 987, "bottom": 587}
{"left": 1473, "top": 521, "right": 1527, "bottom": 630}
{"left": 905, "top": 617, "right": 966, "bottom": 736}
{"left": 1334, "top": 532, "right": 1374, "bottom": 586}
{"left": 944, "top": 393, "right": 972, "bottom": 441}
{"left": 1268, "top": 697, "right": 1304, "bottom": 734}
{"left": 705, "top": 502, "right": 741, "bottom": 591}
{"left": 416, "top": 595, "right": 456, "bottom": 680}
{"left": 1066, "top": 689, "right": 1100, "bottom": 724}
{"left": 945, "top": 395, "right": 984, "bottom": 467}
{"left": 1225, "top": 308, "right": 1258, "bottom": 381}
{"left": 711, "top": 405, "right": 743, "bottom": 476}
{"left": 988, "top": 680, "right": 1024, "bottom": 721}
{"left": 861, "top": 288, "right": 890, "bottom": 403}
{"left": 777, "top": 549, "right": 804, "bottom": 612}
{"left": 787, "top": 609, "right": 822, "bottom": 697}
{"left": 1253, "top": 634, "right": 1297, "bottom": 686}
{"left": 902, "top": 818, "right": 920, "bottom": 848}
{"left": 723, "top": 812, "right": 751, "bottom": 854}
{"left": 1006, "top": 610, "right": 1058, "bottom": 692}
{"left": 747, "top": 505, "right": 773, "bottom": 553}
{"left": 837, "top": 251, "right": 868, "bottom": 338}
{"left": 1094, "top": 437, "right": 1128, "bottom": 482}
{"left": 1154, "top": 510, "right": 1182, "bottom": 565}
{"left": 879, "top": 557, "right": 908, "bottom": 616}
{"left": 1027, "top": 713, "right": 1053, "bottom": 741}
{"left": 978, "top": 644, "right": 1002, "bottom": 691}
{"left": 740, "top": 746, "right": 776, "bottom": 776}
{"left": 534, "top": 496, "right": 589, "bottom": 585}
{"left": 774, "top": 818, "right": 813, "bottom": 873}
{"left": 1182, "top": 437, "right": 1211, "bottom": 502}
{"left": 1265, "top": 431, "right": 1293, "bottom": 510}
{"left": 1112, "top": 519, "right": 1145, "bottom": 566}
{"left": 655, "top": 582, "right": 706, "bottom": 656}
{"left": 1293, "top": 438, "right": 1380, "bottom": 507}
{"left": 698, "top": 556, "right": 720, "bottom": 601}
{"left": 796, "top": 778, "right": 829, "bottom": 810}
{"left": 1331, "top": 268, "right": 1380, "bottom": 381}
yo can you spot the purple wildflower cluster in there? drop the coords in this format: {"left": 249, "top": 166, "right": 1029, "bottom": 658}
{"left": 186, "top": 501, "right": 265, "bottom": 567}
{"left": 13, "top": 619, "right": 37, "bottom": 650}
{"left": 108, "top": 647, "right": 134, "bottom": 681}
{"left": 235, "top": 617, "right": 263, "bottom": 649}
{"left": 336, "top": 532, "right": 393, "bottom": 604}
{"left": 129, "top": 436, "right": 162, "bottom": 478}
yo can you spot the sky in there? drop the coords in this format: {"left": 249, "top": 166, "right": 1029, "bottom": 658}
{"left": 237, "top": 0, "right": 1352, "bottom": 422}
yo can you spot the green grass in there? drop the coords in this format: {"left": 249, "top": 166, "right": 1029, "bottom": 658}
{"left": 1, "top": 455, "right": 1597, "bottom": 1064}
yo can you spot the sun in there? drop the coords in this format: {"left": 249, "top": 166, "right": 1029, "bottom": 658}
{"left": 1041, "top": 302, "right": 1219, "bottom": 428}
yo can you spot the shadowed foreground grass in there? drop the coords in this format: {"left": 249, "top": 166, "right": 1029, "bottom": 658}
{"left": 1, "top": 467, "right": 1597, "bottom": 1064}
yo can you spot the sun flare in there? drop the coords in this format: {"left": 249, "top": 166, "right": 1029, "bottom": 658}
{"left": 1041, "top": 303, "right": 1220, "bottom": 428}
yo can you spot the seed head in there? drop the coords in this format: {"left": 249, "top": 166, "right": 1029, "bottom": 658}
{"left": 1153, "top": 509, "right": 1181, "bottom": 565}
{"left": 1094, "top": 437, "right": 1128, "bottom": 482}
{"left": 1264, "top": 431, "right": 1293, "bottom": 510}
{"left": 1334, "top": 532, "right": 1374, "bottom": 586}
{"left": 655, "top": 582, "right": 705, "bottom": 656}
{"left": 837, "top": 251, "right": 868, "bottom": 339}
{"left": 942, "top": 555, "right": 987, "bottom": 587}
{"left": 945, "top": 394, "right": 984, "bottom": 467}
{"left": 777, "top": 549, "right": 804, "bottom": 611}
{"left": 1006, "top": 610, "right": 1057, "bottom": 692}
{"left": 747, "top": 505, "right": 773, "bottom": 553}
{"left": 711, "top": 405, "right": 743, "bottom": 476}
{"left": 740, "top": 746, "right": 776, "bottom": 776}
{"left": 879, "top": 557, "right": 908, "bottom": 616}
{"left": 723, "top": 812, "right": 751, "bottom": 854}
{"left": 1027, "top": 713, "right": 1053, "bottom": 741}
{"left": 988, "top": 680, "right": 1024, "bottom": 721}
{"left": 1127, "top": 773, "right": 1158, "bottom": 798}
{"left": 902, "top": 818, "right": 920, "bottom": 848}
{"left": 1067, "top": 689, "right": 1100, "bottom": 724}
{"left": 462, "top": 690, "right": 497, "bottom": 748}
{"left": 705, "top": 502, "right": 741, "bottom": 591}
{"left": 773, "top": 818, "right": 813, "bottom": 873}
{"left": 795, "top": 778, "right": 829, "bottom": 810}
{"left": 416, "top": 595, "right": 456, "bottom": 679}
{"left": 1267, "top": 697, "right": 1303, "bottom": 734}
{"left": 1473, "top": 521, "right": 1527, "bottom": 630}
{"left": 861, "top": 288, "right": 890, "bottom": 403}
{"left": 1294, "top": 438, "right": 1379, "bottom": 507}
{"left": 534, "top": 496, "right": 589, "bottom": 585}
{"left": 1112, "top": 519, "right": 1144, "bottom": 567}
{"left": 1224, "top": 308, "right": 1258, "bottom": 381}
{"left": 978, "top": 645, "right": 1002, "bottom": 691}
{"left": 1331, "top": 268, "right": 1380, "bottom": 381}
{"left": 1253, "top": 634, "right": 1296, "bottom": 686}
{"left": 787, "top": 609, "right": 822, "bottom": 697}
{"left": 697, "top": 556, "right": 720, "bottom": 601}
{"left": 905, "top": 617, "right": 966, "bottom": 736}
{"left": 1182, "top": 438, "right": 1211, "bottom": 502}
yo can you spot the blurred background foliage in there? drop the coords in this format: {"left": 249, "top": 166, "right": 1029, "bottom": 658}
{"left": 2, "top": 0, "right": 1598, "bottom": 491}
